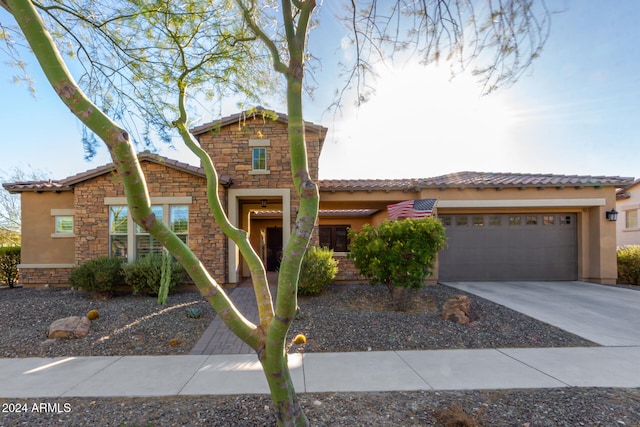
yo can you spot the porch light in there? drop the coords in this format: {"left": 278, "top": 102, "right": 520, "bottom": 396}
{"left": 605, "top": 209, "right": 618, "bottom": 222}
{"left": 261, "top": 199, "right": 267, "bottom": 208}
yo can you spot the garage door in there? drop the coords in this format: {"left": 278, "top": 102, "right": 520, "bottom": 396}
{"left": 438, "top": 213, "right": 577, "bottom": 281}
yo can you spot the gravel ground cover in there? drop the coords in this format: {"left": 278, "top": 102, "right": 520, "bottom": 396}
{"left": 1, "top": 283, "right": 639, "bottom": 426}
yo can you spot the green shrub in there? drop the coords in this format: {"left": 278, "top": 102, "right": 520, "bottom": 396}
{"left": 68, "top": 256, "right": 125, "bottom": 295}
{"left": 0, "top": 246, "right": 20, "bottom": 288}
{"left": 348, "top": 218, "right": 447, "bottom": 309}
{"left": 298, "top": 246, "right": 338, "bottom": 296}
{"left": 617, "top": 245, "right": 640, "bottom": 285}
{"left": 122, "top": 253, "right": 186, "bottom": 297}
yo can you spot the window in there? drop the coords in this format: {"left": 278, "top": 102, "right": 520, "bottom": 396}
{"left": 626, "top": 210, "right": 638, "bottom": 229}
{"left": 135, "top": 205, "right": 164, "bottom": 258}
{"left": 489, "top": 216, "right": 501, "bottom": 226}
{"left": 249, "top": 139, "right": 270, "bottom": 174}
{"left": 170, "top": 205, "right": 189, "bottom": 245}
{"left": 560, "top": 215, "right": 572, "bottom": 225}
{"left": 110, "top": 206, "right": 129, "bottom": 259}
{"left": 526, "top": 215, "right": 538, "bottom": 225}
{"left": 319, "top": 225, "right": 349, "bottom": 252}
{"left": 543, "top": 215, "right": 555, "bottom": 225}
{"left": 109, "top": 204, "right": 189, "bottom": 260}
{"left": 252, "top": 147, "right": 267, "bottom": 171}
{"left": 51, "top": 209, "right": 74, "bottom": 237}
{"left": 509, "top": 216, "right": 521, "bottom": 226}
{"left": 456, "top": 216, "right": 468, "bottom": 226}
{"left": 473, "top": 216, "right": 484, "bottom": 227}
{"left": 55, "top": 216, "right": 74, "bottom": 234}
{"left": 439, "top": 216, "right": 452, "bottom": 227}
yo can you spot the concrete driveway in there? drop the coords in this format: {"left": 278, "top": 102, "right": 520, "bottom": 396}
{"left": 442, "top": 281, "right": 640, "bottom": 346}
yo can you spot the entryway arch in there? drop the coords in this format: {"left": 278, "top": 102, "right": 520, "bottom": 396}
{"left": 227, "top": 188, "right": 291, "bottom": 283}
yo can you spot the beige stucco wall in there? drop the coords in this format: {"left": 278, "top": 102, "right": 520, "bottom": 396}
{"left": 616, "top": 183, "right": 640, "bottom": 247}
{"left": 18, "top": 191, "right": 75, "bottom": 286}
{"left": 20, "top": 191, "right": 75, "bottom": 265}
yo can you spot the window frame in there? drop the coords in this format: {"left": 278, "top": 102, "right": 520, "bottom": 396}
{"left": 252, "top": 147, "right": 267, "bottom": 171}
{"left": 626, "top": 209, "right": 638, "bottom": 229}
{"left": 249, "top": 139, "right": 271, "bottom": 174}
{"left": 109, "top": 203, "right": 189, "bottom": 261}
{"left": 54, "top": 216, "right": 74, "bottom": 234}
{"left": 319, "top": 224, "right": 350, "bottom": 253}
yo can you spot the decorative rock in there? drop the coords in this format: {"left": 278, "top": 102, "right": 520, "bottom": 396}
{"left": 48, "top": 316, "right": 91, "bottom": 339}
{"left": 441, "top": 295, "right": 472, "bottom": 324}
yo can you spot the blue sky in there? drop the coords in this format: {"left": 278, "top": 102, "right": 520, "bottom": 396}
{"left": 0, "top": 0, "right": 639, "bottom": 181}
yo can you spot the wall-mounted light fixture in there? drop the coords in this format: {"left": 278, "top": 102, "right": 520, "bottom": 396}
{"left": 605, "top": 209, "right": 618, "bottom": 222}
{"left": 219, "top": 175, "right": 234, "bottom": 189}
{"left": 261, "top": 199, "right": 267, "bottom": 208}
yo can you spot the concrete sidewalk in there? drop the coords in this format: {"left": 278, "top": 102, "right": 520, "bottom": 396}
{"left": 2, "top": 346, "right": 640, "bottom": 398}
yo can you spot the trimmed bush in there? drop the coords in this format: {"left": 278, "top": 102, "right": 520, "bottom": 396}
{"left": 0, "top": 246, "right": 20, "bottom": 288}
{"left": 617, "top": 245, "right": 640, "bottom": 285}
{"left": 348, "top": 218, "right": 447, "bottom": 310}
{"left": 122, "top": 253, "right": 186, "bottom": 296}
{"left": 68, "top": 257, "right": 125, "bottom": 295}
{"left": 298, "top": 246, "right": 338, "bottom": 296}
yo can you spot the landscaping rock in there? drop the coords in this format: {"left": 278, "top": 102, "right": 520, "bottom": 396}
{"left": 48, "top": 316, "right": 91, "bottom": 339}
{"left": 441, "top": 295, "right": 472, "bottom": 324}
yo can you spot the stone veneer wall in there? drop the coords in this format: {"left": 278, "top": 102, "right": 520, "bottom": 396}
{"left": 19, "top": 267, "right": 74, "bottom": 287}
{"left": 197, "top": 115, "right": 325, "bottom": 272}
{"left": 333, "top": 255, "right": 367, "bottom": 282}
{"left": 73, "top": 162, "right": 227, "bottom": 284}
{"left": 198, "top": 115, "right": 323, "bottom": 208}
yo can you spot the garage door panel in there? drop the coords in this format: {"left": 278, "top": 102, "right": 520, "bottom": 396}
{"left": 438, "top": 213, "right": 577, "bottom": 281}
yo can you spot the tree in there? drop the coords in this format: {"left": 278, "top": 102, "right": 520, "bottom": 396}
{"left": 0, "top": 1, "right": 551, "bottom": 425}
{"left": 348, "top": 218, "right": 447, "bottom": 310}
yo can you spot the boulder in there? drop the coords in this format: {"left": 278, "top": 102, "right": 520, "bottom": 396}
{"left": 48, "top": 316, "right": 91, "bottom": 339}
{"left": 441, "top": 295, "right": 472, "bottom": 325}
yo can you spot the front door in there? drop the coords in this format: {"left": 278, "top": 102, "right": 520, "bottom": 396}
{"left": 266, "top": 226, "right": 283, "bottom": 271}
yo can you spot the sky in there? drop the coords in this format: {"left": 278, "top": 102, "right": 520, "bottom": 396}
{"left": 0, "top": 0, "right": 639, "bottom": 182}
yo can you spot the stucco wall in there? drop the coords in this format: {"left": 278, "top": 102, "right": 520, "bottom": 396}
{"left": 20, "top": 191, "right": 75, "bottom": 265}
{"left": 616, "top": 183, "right": 640, "bottom": 247}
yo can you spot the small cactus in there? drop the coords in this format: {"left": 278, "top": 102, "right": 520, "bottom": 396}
{"left": 87, "top": 309, "right": 100, "bottom": 320}
{"left": 187, "top": 306, "right": 202, "bottom": 319}
{"left": 293, "top": 334, "right": 307, "bottom": 345}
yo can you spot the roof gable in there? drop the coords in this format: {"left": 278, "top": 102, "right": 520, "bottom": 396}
{"left": 190, "top": 107, "right": 328, "bottom": 141}
{"left": 2, "top": 152, "right": 206, "bottom": 193}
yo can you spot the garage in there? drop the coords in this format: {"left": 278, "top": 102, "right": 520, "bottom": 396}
{"left": 438, "top": 213, "right": 578, "bottom": 281}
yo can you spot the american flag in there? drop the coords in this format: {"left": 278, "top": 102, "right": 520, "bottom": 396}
{"left": 387, "top": 199, "right": 437, "bottom": 220}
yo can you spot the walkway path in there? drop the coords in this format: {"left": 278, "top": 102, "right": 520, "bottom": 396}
{"left": 190, "top": 273, "right": 277, "bottom": 355}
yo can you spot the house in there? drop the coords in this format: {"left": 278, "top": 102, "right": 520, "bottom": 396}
{"left": 616, "top": 179, "right": 640, "bottom": 247}
{"left": 3, "top": 109, "right": 633, "bottom": 286}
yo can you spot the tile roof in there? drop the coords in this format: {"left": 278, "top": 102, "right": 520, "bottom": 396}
{"left": 2, "top": 152, "right": 206, "bottom": 193}
{"left": 4, "top": 159, "right": 633, "bottom": 194}
{"left": 616, "top": 178, "right": 640, "bottom": 200}
{"left": 419, "top": 171, "right": 634, "bottom": 188}
{"left": 2, "top": 179, "right": 70, "bottom": 193}
{"left": 318, "top": 179, "right": 421, "bottom": 192}
{"left": 319, "top": 172, "right": 634, "bottom": 192}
